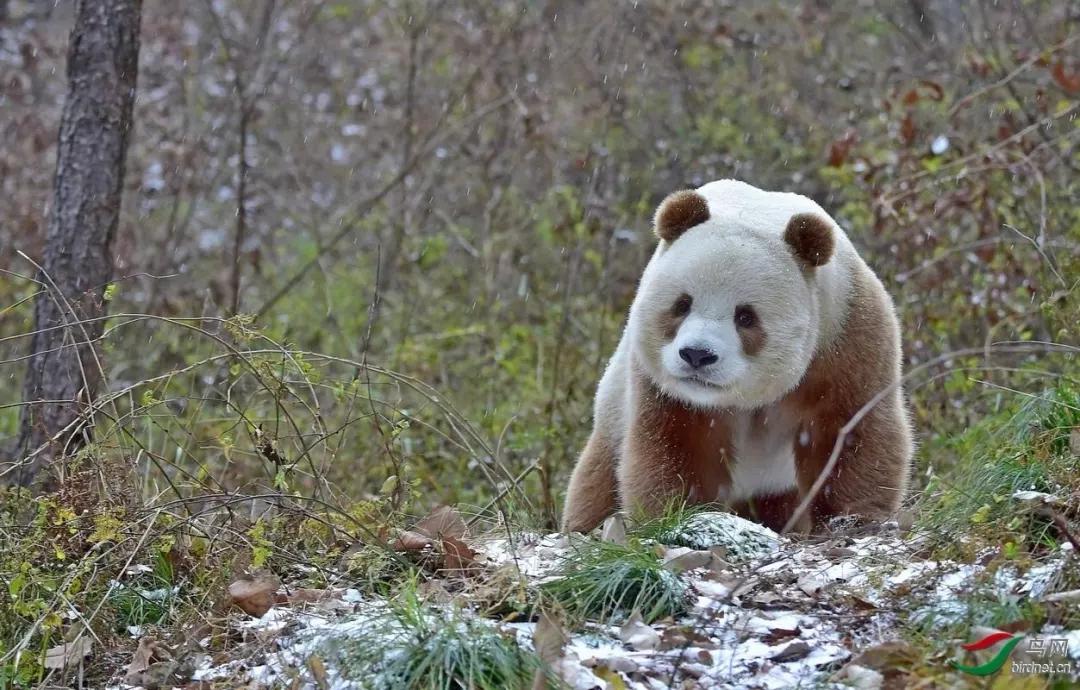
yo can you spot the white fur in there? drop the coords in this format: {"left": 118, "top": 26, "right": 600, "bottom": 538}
{"left": 658, "top": 313, "right": 749, "bottom": 407}
{"left": 594, "top": 180, "right": 859, "bottom": 490}
{"left": 724, "top": 405, "right": 800, "bottom": 500}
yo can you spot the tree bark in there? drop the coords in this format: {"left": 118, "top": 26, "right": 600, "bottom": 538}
{"left": 12, "top": 0, "right": 141, "bottom": 487}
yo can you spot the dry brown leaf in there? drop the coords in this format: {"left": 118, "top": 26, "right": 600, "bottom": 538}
{"left": 308, "top": 655, "right": 329, "bottom": 690}
{"left": 531, "top": 612, "right": 568, "bottom": 690}
{"left": 850, "top": 640, "right": 919, "bottom": 670}
{"left": 414, "top": 505, "right": 468, "bottom": 540}
{"left": 619, "top": 611, "right": 660, "bottom": 650}
{"left": 441, "top": 535, "right": 479, "bottom": 572}
{"left": 770, "top": 640, "right": 812, "bottom": 663}
{"left": 392, "top": 529, "right": 435, "bottom": 552}
{"left": 750, "top": 591, "right": 783, "bottom": 607}
{"left": 533, "top": 612, "right": 568, "bottom": 665}
{"left": 228, "top": 573, "right": 281, "bottom": 618}
{"left": 761, "top": 626, "right": 801, "bottom": 645}
{"left": 283, "top": 588, "right": 334, "bottom": 606}
{"left": 44, "top": 637, "right": 93, "bottom": 670}
{"left": 128, "top": 659, "right": 183, "bottom": 690}
{"left": 662, "top": 547, "right": 713, "bottom": 573}
{"left": 125, "top": 637, "right": 171, "bottom": 679}
{"left": 659, "top": 625, "right": 718, "bottom": 651}
{"left": 417, "top": 578, "right": 453, "bottom": 603}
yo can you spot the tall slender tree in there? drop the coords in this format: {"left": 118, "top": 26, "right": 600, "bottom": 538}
{"left": 13, "top": 0, "right": 142, "bottom": 487}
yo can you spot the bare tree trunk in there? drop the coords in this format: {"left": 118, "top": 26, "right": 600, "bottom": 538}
{"left": 12, "top": 0, "right": 141, "bottom": 488}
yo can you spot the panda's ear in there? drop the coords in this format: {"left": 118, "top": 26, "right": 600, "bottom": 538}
{"left": 654, "top": 190, "right": 710, "bottom": 243}
{"left": 784, "top": 213, "right": 835, "bottom": 268}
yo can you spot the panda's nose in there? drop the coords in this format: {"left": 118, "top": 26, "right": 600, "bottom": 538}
{"left": 679, "top": 347, "right": 718, "bottom": 369}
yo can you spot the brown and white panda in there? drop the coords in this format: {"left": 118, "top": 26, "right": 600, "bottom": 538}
{"left": 562, "top": 180, "right": 912, "bottom": 534}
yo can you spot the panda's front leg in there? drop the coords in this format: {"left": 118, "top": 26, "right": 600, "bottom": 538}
{"left": 794, "top": 394, "right": 911, "bottom": 530}
{"left": 618, "top": 430, "right": 694, "bottom": 520}
{"left": 562, "top": 431, "right": 620, "bottom": 533}
{"left": 618, "top": 379, "right": 734, "bottom": 521}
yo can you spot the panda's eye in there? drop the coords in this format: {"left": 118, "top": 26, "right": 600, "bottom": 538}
{"left": 672, "top": 294, "right": 692, "bottom": 317}
{"left": 734, "top": 305, "right": 758, "bottom": 329}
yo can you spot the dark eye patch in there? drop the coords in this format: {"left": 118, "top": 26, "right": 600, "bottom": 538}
{"left": 734, "top": 304, "right": 766, "bottom": 356}
{"left": 734, "top": 304, "right": 758, "bottom": 329}
{"left": 672, "top": 294, "right": 693, "bottom": 317}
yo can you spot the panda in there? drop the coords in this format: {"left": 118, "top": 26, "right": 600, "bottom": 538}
{"left": 562, "top": 180, "right": 912, "bottom": 534}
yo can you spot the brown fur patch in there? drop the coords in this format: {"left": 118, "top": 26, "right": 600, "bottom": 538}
{"left": 780, "top": 264, "right": 911, "bottom": 529}
{"left": 784, "top": 213, "right": 835, "bottom": 267}
{"left": 659, "top": 294, "right": 692, "bottom": 340}
{"left": 561, "top": 432, "right": 619, "bottom": 532}
{"left": 654, "top": 190, "right": 710, "bottom": 243}
{"left": 619, "top": 370, "right": 734, "bottom": 516}
{"left": 737, "top": 322, "right": 767, "bottom": 356}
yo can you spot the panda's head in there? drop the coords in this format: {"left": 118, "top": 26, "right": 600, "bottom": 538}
{"left": 629, "top": 186, "right": 839, "bottom": 410}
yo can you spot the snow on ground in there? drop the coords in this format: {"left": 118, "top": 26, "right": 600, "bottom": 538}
{"left": 111, "top": 513, "right": 1076, "bottom": 689}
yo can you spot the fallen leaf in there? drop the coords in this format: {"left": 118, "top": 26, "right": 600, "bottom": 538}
{"left": 659, "top": 625, "right": 718, "bottom": 650}
{"left": 831, "top": 663, "right": 885, "bottom": 689}
{"left": 392, "top": 529, "right": 435, "bottom": 552}
{"left": 797, "top": 571, "right": 831, "bottom": 595}
{"left": 137, "top": 660, "right": 185, "bottom": 689}
{"left": 750, "top": 591, "right": 784, "bottom": 607}
{"left": 707, "top": 546, "right": 732, "bottom": 570}
{"left": 125, "top": 637, "right": 172, "bottom": 681}
{"left": 601, "top": 514, "right": 627, "bottom": 544}
{"left": 619, "top": 610, "right": 660, "bottom": 650}
{"left": 851, "top": 640, "right": 918, "bottom": 670}
{"left": 126, "top": 637, "right": 156, "bottom": 676}
{"left": 308, "top": 655, "right": 329, "bottom": 690}
{"left": 827, "top": 130, "right": 857, "bottom": 166}
{"left": 919, "top": 79, "right": 944, "bottom": 101}
{"left": 282, "top": 588, "right": 334, "bottom": 606}
{"left": 44, "top": 637, "right": 93, "bottom": 669}
{"left": 846, "top": 594, "right": 879, "bottom": 611}
{"left": 762, "top": 626, "right": 801, "bottom": 645}
{"left": 228, "top": 573, "right": 280, "bottom": 618}
{"left": 414, "top": 505, "right": 468, "bottom": 540}
{"left": 770, "top": 640, "right": 811, "bottom": 663}
{"left": 900, "top": 114, "right": 917, "bottom": 145}
{"left": 417, "top": 578, "right": 453, "bottom": 603}
{"left": 532, "top": 612, "right": 568, "bottom": 665}
{"left": 662, "top": 547, "right": 713, "bottom": 573}
{"left": 441, "top": 535, "right": 479, "bottom": 572}
{"left": 531, "top": 613, "right": 567, "bottom": 690}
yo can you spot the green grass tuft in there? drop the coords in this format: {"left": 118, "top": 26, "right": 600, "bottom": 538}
{"left": 916, "top": 383, "right": 1079, "bottom": 553}
{"left": 329, "top": 583, "right": 546, "bottom": 690}
{"left": 541, "top": 539, "right": 687, "bottom": 624}
{"left": 108, "top": 550, "right": 178, "bottom": 630}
